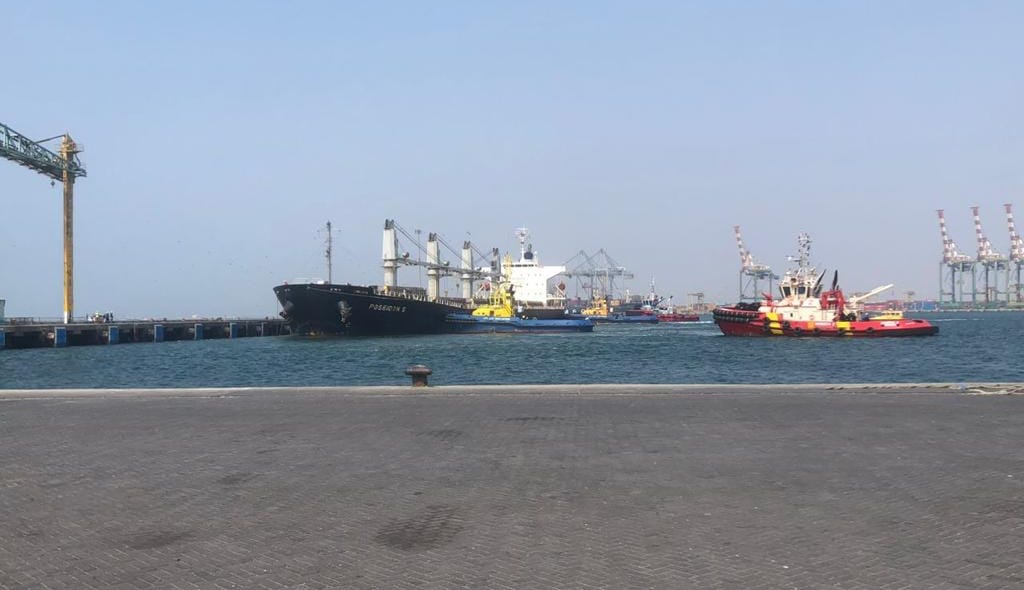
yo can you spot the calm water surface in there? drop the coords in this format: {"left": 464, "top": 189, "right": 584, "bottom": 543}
{"left": 2, "top": 313, "right": 1021, "bottom": 388}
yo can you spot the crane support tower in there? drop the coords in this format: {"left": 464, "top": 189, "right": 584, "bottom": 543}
{"left": 734, "top": 225, "right": 777, "bottom": 302}
{"left": 936, "top": 209, "right": 976, "bottom": 307}
{"left": 381, "top": 219, "right": 494, "bottom": 301}
{"left": 1, "top": 122, "right": 87, "bottom": 323}
{"left": 971, "top": 205, "right": 1009, "bottom": 305}
{"left": 1006, "top": 203, "right": 1023, "bottom": 304}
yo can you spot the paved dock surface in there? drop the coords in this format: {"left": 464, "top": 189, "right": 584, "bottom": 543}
{"left": 2, "top": 385, "right": 1023, "bottom": 589}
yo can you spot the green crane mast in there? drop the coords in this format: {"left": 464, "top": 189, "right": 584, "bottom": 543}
{"left": 1, "top": 121, "right": 87, "bottom": 323}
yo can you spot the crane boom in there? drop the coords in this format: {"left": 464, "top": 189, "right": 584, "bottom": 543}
{"left": 1, "top": 123, "right": 86, "bottom": 180}
{"left": 1, "top": 121, "right": 87, "bottom": 323}
{"left": 733, "top": 225, "right": 771, "bottom": 272}
{"left": 971, "top": 205, "right": 1003, "bottom": 261}
{"left": 847, "top": 283, "right": 894, "bottom": 305}
{"left": 1006, "top": 203, "right": 1023, "bottom": 262}
{"left": 936, "top": 209, "right": 971, "bottom": 263}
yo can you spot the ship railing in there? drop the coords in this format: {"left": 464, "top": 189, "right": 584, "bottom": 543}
{"left": 377, "top": 287, "right": 472, "bottom": 308}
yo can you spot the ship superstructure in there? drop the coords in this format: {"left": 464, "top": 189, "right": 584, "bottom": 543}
{"left": 506, "top": 227, "right": 567, "bottom": 308}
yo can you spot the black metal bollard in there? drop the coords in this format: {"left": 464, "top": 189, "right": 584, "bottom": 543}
{"left": 405, "top": 364, "right": 433, "bottom": 387}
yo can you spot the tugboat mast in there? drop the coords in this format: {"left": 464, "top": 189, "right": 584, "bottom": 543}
{"left": 795, "top": 233, "right": 812, "bottom": 275}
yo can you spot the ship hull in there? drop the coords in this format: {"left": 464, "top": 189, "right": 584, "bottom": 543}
{"left": 712, "top": 307, "right": 939, "bottom": 337}
{"left": 589, "top": 314, "right": 659, "bottom": 324}
{"left": 657, "top": 313, "right": 700, "bottom": 323}
{"left": 517, "top": 307, "right": 576, "bottom": 320}
{"left": 275, "top": 283, "right": 592, "bottom": 336}
{"left": 446, "top": 314, "right": 593, "bottom": 333}
{"left": 274, "top": 283, "right": 469, "bottom": 335}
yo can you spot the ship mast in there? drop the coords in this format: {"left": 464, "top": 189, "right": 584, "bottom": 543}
{"left": 515, "top": 227, "right": 530, "bottom": 261}
{"left": 325, "top": 220, "right": 333, "bottom": 284}
{"left": 787, "top": 232, "right": 814, "bottom": 284}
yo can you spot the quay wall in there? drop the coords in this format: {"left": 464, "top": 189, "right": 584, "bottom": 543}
{"left": 0, "top": 318, "right": 290, "bottom": 350}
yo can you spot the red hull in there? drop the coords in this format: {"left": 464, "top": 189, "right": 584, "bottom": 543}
{"left": 712, "top": 307, "right": 938, "bottom": 337}
{"left": 657, "top": 313, "right": 700, "bottom": 323}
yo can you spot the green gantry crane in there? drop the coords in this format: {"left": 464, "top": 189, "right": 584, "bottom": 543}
{"left": 1, "top": 121, "right": 87, "bottom": 323}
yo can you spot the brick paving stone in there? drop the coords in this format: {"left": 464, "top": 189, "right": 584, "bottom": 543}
{"left": 0, "top": 387, "right": 1022, "bottom": 589}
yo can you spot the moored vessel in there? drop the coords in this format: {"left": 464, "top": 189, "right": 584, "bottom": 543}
{"left": 656, "top": 311, "right": 700, "bottom": 323}
{"left": 274, "top": 221, "right": 583, "bottom": 336}
{"left": 446, "top": 267, "right": 592, "bottom": 333}
{"left": 713, "top": 233, "right": 938, "bottom": 337}
{"left": 274, "top": 282, "right": 470, "bottom": 336}
{"left": 641, "top": 287, "right": 700, "bottom": 323}
{"left": 580, "top": 297, "right": 660, "bottom": 324}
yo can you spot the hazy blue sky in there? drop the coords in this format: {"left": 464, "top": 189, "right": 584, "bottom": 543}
{"left": 3, "top": 1, "right": 1022, "bottom": 319}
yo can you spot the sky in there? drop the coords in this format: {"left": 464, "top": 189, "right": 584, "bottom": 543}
{"left": 2, "top": 1, "right": 1022, "bottom": 319}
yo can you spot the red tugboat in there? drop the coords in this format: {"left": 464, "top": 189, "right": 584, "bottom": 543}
{"left": 713, "top": 233, "right": 938, "bottom": 337}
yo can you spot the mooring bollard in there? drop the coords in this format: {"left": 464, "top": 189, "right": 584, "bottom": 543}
{"left": 405, "top": 364, "right": 433, "bottom": 387}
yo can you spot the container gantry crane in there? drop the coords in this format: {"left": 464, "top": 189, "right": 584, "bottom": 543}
{"left": 936, "top": 209, "right": 975, "bottom": 306}
{"left": 563, "top": 249, "right": 634, "bottom": 303}
{"left": 971, "top": 205, "right": 1009, "bottom": 304}
{"left": 687, "top": 292, "right": 705, "bottom": 312}
{"left": 1, "top": 122, "right": 86, "bottom": 323}
{"left": 734, "top": 225, "right": 777, "bottom": 302}
{"left": 1006, "top": 203, "right": 1023, "bottom": 304}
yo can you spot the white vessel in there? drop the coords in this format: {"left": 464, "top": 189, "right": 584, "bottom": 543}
{"left": 506, "top": 228, "right": 568, "bottom": 309}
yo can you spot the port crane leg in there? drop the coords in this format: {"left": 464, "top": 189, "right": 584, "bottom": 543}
{"left": 63, "top": 167, "right": 74, "bottom": 323}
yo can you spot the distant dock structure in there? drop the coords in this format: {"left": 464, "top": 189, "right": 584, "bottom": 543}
{"left": 0, "top": 318, "right": 289, "bottom": 350}
{"left": 936, "top": 205, "right": 1024, "bottom": 309}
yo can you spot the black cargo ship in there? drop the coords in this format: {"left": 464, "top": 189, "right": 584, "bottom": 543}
{"left": 274, "top": 282, "right": 476, "bottom": 335}
{"left": 274, "top": 282, "right": 581, "bottom": 335}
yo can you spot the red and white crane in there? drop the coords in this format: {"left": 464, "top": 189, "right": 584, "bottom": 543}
{"left": 936, "top": 209, "right": 975, "bottom": 305}
{"left": 1007, "top": 203, "right": 1023, "bottom": 303}
{"left": 1006, "top": 203, "right": 1023, "bottom": 262}
{"left": 936, "top": 209, "right": 972, "bottom": 265}
{"left": 971, "top": 205, "right": 1005, "bottom": 263}
{"left": 734, "top": 225, "right": 772, "bottom": 273}
{"left": 733, "top": 225, "right": 776, "bottom": 302}
{"left": 970, "top": 205, "right": 1008, "bottom": 303}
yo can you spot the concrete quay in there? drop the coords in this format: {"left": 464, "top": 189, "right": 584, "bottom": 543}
{"left": 0, "top": 318, "right": 289, "bottom": 349}
{"left": 1, "top": 384, "right": 1022, "bottom": 589}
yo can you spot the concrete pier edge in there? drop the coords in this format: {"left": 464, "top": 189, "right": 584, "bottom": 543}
{"left": 1, "top": 382, "right": 1022, "bottom": 399}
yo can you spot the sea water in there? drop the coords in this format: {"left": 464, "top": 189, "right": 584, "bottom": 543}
{"left": 1, "top": 312, "right": 1021, "bottom": 388}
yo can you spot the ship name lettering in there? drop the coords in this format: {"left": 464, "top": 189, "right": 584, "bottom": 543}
{"left": 369, "top": 304, "right": 407, "bottom": 313}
